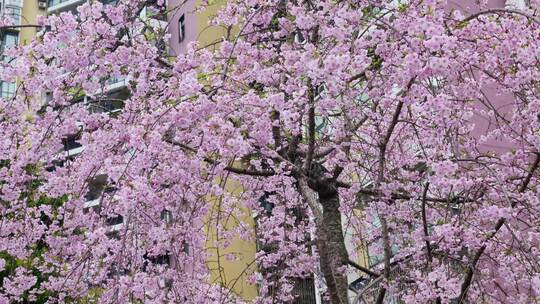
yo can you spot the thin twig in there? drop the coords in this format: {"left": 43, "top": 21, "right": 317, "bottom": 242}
{"left": 456, "top": 153, "right": 540, "bottom": 303}
{"left": 460, "top": 8, "right": 540, "bottom": 26}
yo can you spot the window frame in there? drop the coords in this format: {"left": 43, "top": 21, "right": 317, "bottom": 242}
{"left": 178, "top": 14, "right": 185, "bottom": 43}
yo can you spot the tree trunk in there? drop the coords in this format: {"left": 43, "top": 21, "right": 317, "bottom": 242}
{"left": 316, "top": 191, "right": 349, "bottom": 304}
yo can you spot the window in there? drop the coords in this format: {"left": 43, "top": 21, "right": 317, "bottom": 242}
{"left": 292, "top": 276, "right": 317, "bottom": 304}
{"left": 101, "top": 0, "right": 118, "bottom": 5}
{"left": 88, "top": 99, "right": 124, "bottom": 114}
{"left": 63, "top": 135, "right": 82, "bottom": 151}
{"left": 105, "top": 214, "right": 123, "bottom": 226}
{"left": 366, "top": 216, "right": 399, "bottom": 267}
{"left": 87, "top": 89, "right": 127, "bottom": 114}
{"left": 178, "top": 14, "right": 185, "bottom": 43}
{"left": 1, "top": 31, "right": 19, "bottom": 99}
{"left": 349, "top": 277, "right": 371, "bottom": 293}
{"left": 505, "top": 0, "right": 527, "bottom": 10}
{"left": 160, "top": 209, "right": 172, "bottom": 224}
{"left": 3, "top": 6, "right": 21, "bottom": 25}
{"left": 107, "top": 262, "right": 128, "bottom": 277}
{"left": 258, "top": 191, "right": 275, "bottom": 216}
{"left": 1, "top": 31, "right": 18, "bottom": 57}
{"left": 143, "top": 252, "right": 170, "bottom": 269}
{"left": 0, "top": 81, "right": 15, "bottom": 99}
{"left": 294, "top": 31, "right": 307, "bottom": 45}
{"left": 146, "top": 5, "right": 166, "bottom": 21}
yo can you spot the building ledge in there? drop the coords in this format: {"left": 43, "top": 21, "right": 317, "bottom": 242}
{"left": 47, "top": 0, "right": 85, "bottom": 14}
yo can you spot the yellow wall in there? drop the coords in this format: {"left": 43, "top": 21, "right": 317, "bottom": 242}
{"left": 193, "top": 3, "right": 372, "bottom": 299}
{"left": 196, "top": 0, "right": 229, "bottom": 51}
{"left": 193, "top": 2, "right": 258, "bottom": 301}
{"left": 352, "top": 210, "right": 371, "bottom": 269}
{"left": 205, "top": 175, "right": 258, "bottom": 301}
{"left": 16, "top": 0, "right": 370, "bottom": 299}
{"left": 20, "top": 0, "right": 44, "bottom": 44}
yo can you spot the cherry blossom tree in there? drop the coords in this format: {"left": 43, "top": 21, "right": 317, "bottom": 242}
{"left": 1, "top": 0, "right": 540, "bottom": 303}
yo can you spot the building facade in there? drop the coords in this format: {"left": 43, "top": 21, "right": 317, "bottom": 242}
{"left": 2, "top": 0, "right": 530, "bottom": 302}
{"left": 14, "top": 0, "right": 259, "bottom": 301}
{"left": 353, "top": 1, "right": 530, "bottom": 303}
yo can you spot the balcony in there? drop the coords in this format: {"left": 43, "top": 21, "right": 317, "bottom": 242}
{"left": 1, "top": 5, "right": 22, "bottom": 26}
{"left": 352, "top": 262, "right": 408, "bottom": 304}
{"left": 46, "top": 127, "right": 85, "bottom": 170}
{"left": 87, "top": 97, "right": 125, "bottom": 114}
{"left": 84, "top": 198, "right": 100, "bottom": 209}
{"left": 83, "top": 184, "right": 117, "bottom": 209}
{"left": 47, "top": 0, "right": 85, "bottom": 14}
{"left": 49, "top": 73, "right": 128, "bottom": 117}
{"left": 106, "top": 214, "right": 124, "bottom": 226}
{"left": 55, "top": 69, "right": 129, "bottom": 96}
{"left": 101, "top": 76, "right": 129, "bottom": 94}
{"left": 62, "top": 145, "right": 84, "bottom": 157}
{"left": 140, "top": 5, "right": 168, "bottom": 30}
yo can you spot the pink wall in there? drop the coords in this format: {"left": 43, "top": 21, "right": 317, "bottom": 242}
{"left": 447, "top": 0, "right": 506, "bottom": 12}
{"left": 167, "top": 0, "right": 197, "bottom": 56}
{"left": 471, "top": 83, "right": 521, "bottom": 153}
{"left": 448, "top": 0, "right": 519, "bottom": 154}
{"left": 164, "top": 0, "right": 519, "bottom": 153}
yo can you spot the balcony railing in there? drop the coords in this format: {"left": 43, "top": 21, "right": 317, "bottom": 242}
{"left": 292, "top": 277, "right": 317, "bottom": 304}
{"left": 139, "top": 5, "right": 168, "bottom": 32}
{"left": 47, "top": 0, "right": 85, "bottom": 13}
{"left": 352, "top": 265, "right": 408, "bottom": 304}
{"left": 99, "top": 76, "right": 129, "bottom": 94}
{"left": 1, "top": 6, "right": 21, "bottom": 26}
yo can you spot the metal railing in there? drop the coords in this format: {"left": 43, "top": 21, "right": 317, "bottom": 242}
{"left": 1, "top": 6, "right": 21, "bottom": 25}
{"left": 353, "top": 265, "right": 408, "bottom": 304}
{"left": 293, "top": 277, "right": 317, "bottom": 304}
{"left": 47, "top": 0, "right": 83, "bottom": 9}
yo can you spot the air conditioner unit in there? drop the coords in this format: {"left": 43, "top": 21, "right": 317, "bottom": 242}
{"left": 37, "top": 0, "right": 47, "bottom": 9}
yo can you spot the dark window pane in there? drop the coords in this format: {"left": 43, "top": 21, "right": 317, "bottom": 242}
{"left": 179, "top": 14, "right": 185, "bottom": 42}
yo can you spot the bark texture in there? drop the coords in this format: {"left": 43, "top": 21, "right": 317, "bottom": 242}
{"left": 316, "top": 190, "right": 349, "bottom": 304}
{"left": 304, "top": 161, "right": 350, "bottom": 304}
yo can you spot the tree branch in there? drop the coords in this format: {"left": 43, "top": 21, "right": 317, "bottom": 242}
{"left": 338, "top": 181, "right": 475, "bottom": 205}
{"left": 166, "top": 138, "right": 275, "bottom": 177}
{"left": 222, "top": 165, "right": 275, "bottom": 176}
{"left": 374, "top": 76, "right": 416, "bottom": 303}
{"left": 305, "top": 82, "right": 316, "bottom": 173}
{"left": 456, "top": 153, "right": 540, "bottom": 303}
{"left": 298, "top": 176, "right": 322, "bottom": 221}
{"left": 375, "top": 288, "right": 387, "bottom": 304}
{"left": 348, "top": 259, "right": 380, "bottom": 277}
{"left": 459, "top": 8, "right": 540, "bottom": 26}
{"left": 347, "top": 71, "right": 367, "bottom": 83}
{"left": 421, "top": 182, "right": 442, "bottom": 304}
{"left": 421, "top": 182, "right": 433, "bottom": 264}
{"left": 271, "top": 110, "right": 282, "bottom": 150}
{"left": 287, "top": 135, "right": 301, "bottom": 163}
{"left": 296, "top": 147, "right": 334, "bottom": 159}
{"left": 0, "top": 24, "right": 50, "bottom": 30}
